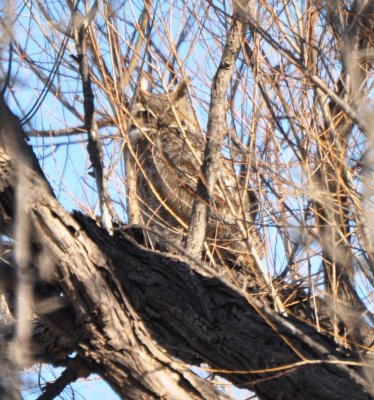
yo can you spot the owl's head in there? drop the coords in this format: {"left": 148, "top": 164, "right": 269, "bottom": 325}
{"left": 129, "top": 80, "right": 197, "bottom": 143}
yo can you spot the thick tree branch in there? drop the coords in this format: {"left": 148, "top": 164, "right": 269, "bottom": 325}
{"left": 0, "top": 95, "right": 229, "bottom": 400}
{"left": 0, "top": 96, "right": 373, "bottom": 399}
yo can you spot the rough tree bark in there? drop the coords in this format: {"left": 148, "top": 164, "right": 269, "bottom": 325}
{"left": 0, "top": 94, "right": 373, "bottom": 399}
{"left": 185, "top": 15, "right": 245, "bottom": 257}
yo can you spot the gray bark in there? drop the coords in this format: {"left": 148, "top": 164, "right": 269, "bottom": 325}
{"left": 185, "top": 18, "right": 245, "bottom": 257}
{"left": 0, "top": 97, "right": 373, "bottom": 399}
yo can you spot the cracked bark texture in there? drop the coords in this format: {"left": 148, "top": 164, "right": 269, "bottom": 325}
{"left": 0, "top": 96, "right": 373, "bottom": 400}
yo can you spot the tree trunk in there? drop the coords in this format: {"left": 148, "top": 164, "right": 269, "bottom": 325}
{"left": 0, "top": 96, "right": 373, "bottom": 400}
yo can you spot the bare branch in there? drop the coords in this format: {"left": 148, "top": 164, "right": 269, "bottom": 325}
{"left": 72, "top": 6, "right": 117, "bottom": 231}
{"left": 185, "top": 16, "right": 246, "bottom": 256}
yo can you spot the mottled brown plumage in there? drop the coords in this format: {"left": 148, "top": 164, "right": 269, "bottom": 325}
{"left": 128, "top": 82, "right": 263, "bottom": 279}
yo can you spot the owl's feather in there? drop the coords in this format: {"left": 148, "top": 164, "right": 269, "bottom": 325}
{"left": 129, "top": 83, "right": 263, "bottom": 279}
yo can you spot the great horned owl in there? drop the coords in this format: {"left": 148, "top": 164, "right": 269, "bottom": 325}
{"left": 128, "top": 81, "right": 263, "bottom": 280}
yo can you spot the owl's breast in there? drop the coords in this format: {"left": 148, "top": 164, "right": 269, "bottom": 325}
{"left": 148, "top": 128, "right": 200, "bottom": 220}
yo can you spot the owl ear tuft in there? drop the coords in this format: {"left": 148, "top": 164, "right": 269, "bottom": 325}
{"left": 172, "top": 81, "right": 188, "bottom": 101}
{"left": 137, "top": 77, "right": 152, "bottom": 105}
{"left": 139, "top": 76, "right": 150, "bottom": 92}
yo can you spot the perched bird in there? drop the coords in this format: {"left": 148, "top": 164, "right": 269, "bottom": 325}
{"left": 128, "top": 80, "right": 263, "bottom": 282}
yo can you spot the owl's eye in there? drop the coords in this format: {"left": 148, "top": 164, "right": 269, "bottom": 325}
{"left": 132, "top": 102, "right": 158, "bottom": 122}
{"left": 133, "top": 110, "right": 149, "bottom": 121}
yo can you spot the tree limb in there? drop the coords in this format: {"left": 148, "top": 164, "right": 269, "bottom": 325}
{"left": 0, "top": 95, "right": 373, "bottom": 399}
{"left": 185, "top": 15, "right": 245, "bottom": 257}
